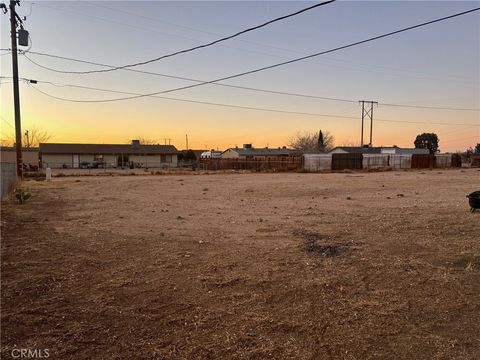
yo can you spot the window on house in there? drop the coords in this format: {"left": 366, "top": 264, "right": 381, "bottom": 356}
{"left": 160, "top": 155, "right": 172, "bottom": 163}
{"left": 94, "top": 154, "right": 104, "bottom": 161}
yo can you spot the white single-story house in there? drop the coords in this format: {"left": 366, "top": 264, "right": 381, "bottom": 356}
{"left": 39, "top": 140, "right": 179, "bottom": 169}
{"left": 220, "top": 144, "right": 294, "bottom": 159}
{"left": 329, "top": 146, "right": 430, "bottom": 155}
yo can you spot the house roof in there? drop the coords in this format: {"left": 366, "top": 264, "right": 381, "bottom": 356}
{"left": 226, "top": 147, "right": 293, "bottom": 156}
{"left": 0, "top": 146, "right": 39, "bottom": 152}
{"left": 330, "top": 146, "right": 382, "bottom": 154}
{"left": 330, "top": 146, "right": 430, "bottom": 155}
{"left": 391, "top": 148, "right": 430, "bottom": 155}
{"left": 39, "top": 143, "right": 179, "bottom": 155}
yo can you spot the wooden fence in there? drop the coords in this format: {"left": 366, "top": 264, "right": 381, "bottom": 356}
{"left": 199, "top": 154, "right": 462, "bottom": 172}
{"left": 331, "top": 153, "right": 363, "bottom": 170}
{"left": 200, "top": 157, "right": 303, "bottom": 171}
{"left": 411, "top": 154, "right": 436, "bottom": 169}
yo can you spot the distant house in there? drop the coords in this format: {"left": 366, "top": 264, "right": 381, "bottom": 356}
{"left": 39, "top": 140, "right": 179, "bottom": 169}
{"left": 379, "top": 146, "right": 430, "bottom": 155}
{"left": 200, "top": 150, "right": 222, "bottom": 159}
{"left": 329, "top": 146, "right": 429, "bottom": 155}
{"left": 329, "top": 146, "right": 382, "bottom": 155}
{"left": 221, "top": 144, "right": 294, "bottom": 159}
{"left": 0, "top": 146, "right": 39, "bottom": 167}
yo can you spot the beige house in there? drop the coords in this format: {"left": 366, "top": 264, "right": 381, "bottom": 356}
{"left": 0, "top": 146, "right": 39, "bottom": 167}
{"left": 221, "top": 144, "right": 293, "bottom": 159}
{"left": 329, "top": 146, "right": 430, "bottom": 155}
{"left": 39, "top": 140, "right": 179, "bottom": 169}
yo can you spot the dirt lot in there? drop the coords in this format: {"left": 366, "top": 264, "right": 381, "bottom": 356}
{"left": 1, "top": 169, "right": 479, "bottom": 359}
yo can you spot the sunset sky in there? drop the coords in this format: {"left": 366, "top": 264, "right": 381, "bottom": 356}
{"left": 0, "top": 1, "right": 479, "bottom": 151}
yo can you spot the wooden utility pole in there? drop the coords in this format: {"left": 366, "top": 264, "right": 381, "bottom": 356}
{"left": 185, "top": 134, "right": 189, "bottom": 150}
{"left": 10, "top": 0, "right": 23, "bottom": 179}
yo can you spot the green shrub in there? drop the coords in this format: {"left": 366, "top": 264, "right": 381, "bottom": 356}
{"left": 15, "top": 187, "right": 31, "bottom": 204}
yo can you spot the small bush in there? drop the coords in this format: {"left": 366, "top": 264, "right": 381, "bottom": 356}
{"left": 15, "top": 187, "right": 31, "bottom": 204}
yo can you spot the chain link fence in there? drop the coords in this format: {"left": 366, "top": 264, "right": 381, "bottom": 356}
{"left": 1, "top": 162, "right": 18, "bottom": 199}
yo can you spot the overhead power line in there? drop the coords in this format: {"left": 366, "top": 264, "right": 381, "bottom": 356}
{"left": 21, "top": 52, "right": 357, "bottom": 104}
{"left": 38, "top": 1, "right": 336, "bottom": 74}
{"left": 378, "top": 102, "right": 479, "bottom": 111}
{"left": 24, "top": 79, "right": 479, "bottom": 127}
{"left": 48, "top": 1, "right": 479, "bottom": 85}
{"left": 84, "top": 1, "right": 310, "bottom": 57}
{"left": 18, "top": 52, "right": 480, "bottom": 111}
{"left": 23, "top": 7, "right": 480, "bottom": 103}
{"left": 25, "top": 80, "right": 357, "bottom": 119}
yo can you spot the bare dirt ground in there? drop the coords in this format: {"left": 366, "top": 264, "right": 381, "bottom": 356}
{"left": 1, "top": 169, "right": 479, "bottom": 359}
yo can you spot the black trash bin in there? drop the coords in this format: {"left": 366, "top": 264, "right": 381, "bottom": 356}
{"left": 467, "top": 191, "right": 480, "bottom": 213}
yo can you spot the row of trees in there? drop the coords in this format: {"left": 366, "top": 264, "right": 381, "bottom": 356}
{"left": 289, "top": 130, "right": 479, "bottom": 159}
{"left": 288, "top": 130, "right": 442, "bottom": 154}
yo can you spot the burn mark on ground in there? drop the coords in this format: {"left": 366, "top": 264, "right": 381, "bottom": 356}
{"left": 293, "top": 229, "right": 346, "bottom": 257}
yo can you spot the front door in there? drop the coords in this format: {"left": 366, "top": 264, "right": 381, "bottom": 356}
{"left": 117, "top": 154, "right": 129, "bottom": 168}
{"left": 73, "top": 154, "right": 80, "bottom": 168}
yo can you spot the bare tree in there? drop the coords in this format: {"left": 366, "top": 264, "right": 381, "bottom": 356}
{"left": 24, "top": 127, "right": 52, "bottom": 147}
{"left": 0, "top": 136, "right": 13, "bottom": 147}
{"left": 289, "top": 130, "right": 334, "bottom": 153}
{"left": 127, "top": 137, "right": 159, "bottom": 145}
{"left": 5, "top": 126, "right": 52, "bottom": 147}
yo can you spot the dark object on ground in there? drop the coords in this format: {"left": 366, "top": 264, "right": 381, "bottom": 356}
{"left": 22, "top": 163, "right": 39, "bottom": 172}
{"left": 92, "top": 161, "right": 106, "bottom": 169}
{"left": 467, "top": 191, "right": 480, "bottom": 213}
